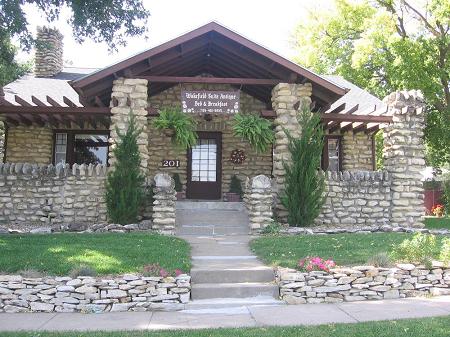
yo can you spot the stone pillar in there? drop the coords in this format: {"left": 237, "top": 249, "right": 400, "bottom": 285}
{"left": 271, "top": 83, "right": 312, "bottom": 221}
{"left": 383, "top": 90, "right": 426, "bottom": 228}
{"left": 152, "top": 173, "right": 176, "bottom": 235}
{"left": 245, "top": 175, "right": 273, "bottom": 231}
{"left": 109, "top": 78, "right": 149, "bottom": 171}
{"left": 35, "top": 27, "right": 63, "bottom": 77}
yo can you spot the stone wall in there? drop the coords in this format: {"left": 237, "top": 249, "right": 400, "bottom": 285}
{"left": 278, "top": 262, "right": 449, "bottom": 304}
{"left": 5, "top": 126, "right": 52, "bottom": 164}
{"left": 317, "top": 171, "right": 391, "bottom": 227}
{"left": 35, "top": 26, "right": 64, "bottom": 78}
{"left": 148, "top": 84, "right": 272, "bottom": 198}
{"left": 0, "top": 273, "right": 190, "bottom": 313}
{"left": 341, "top": 132, "right": 374, "bottom": 171}
{"left": 0, "top": 163, "right": 107, "bottom": 228}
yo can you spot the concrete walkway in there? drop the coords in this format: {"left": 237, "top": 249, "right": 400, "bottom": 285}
{"left": 1, "top": 296, "right": 449, "bottom": 331}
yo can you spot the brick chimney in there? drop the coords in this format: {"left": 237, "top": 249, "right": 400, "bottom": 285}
{"left": 35, "top": 26, "right": 64, "bottom": 77}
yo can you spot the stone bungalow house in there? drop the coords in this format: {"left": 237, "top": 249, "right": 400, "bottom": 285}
{"left": 0, "top": 22, "right": 426, "bottom": 233}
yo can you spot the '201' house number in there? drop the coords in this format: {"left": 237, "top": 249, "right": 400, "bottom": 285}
{"left": 162, "top": 160, "right": 180, "bottom": 168}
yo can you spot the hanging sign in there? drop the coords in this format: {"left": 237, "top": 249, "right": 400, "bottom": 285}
{"left": 181, "top": 90, "right": 240, "bottom": 114}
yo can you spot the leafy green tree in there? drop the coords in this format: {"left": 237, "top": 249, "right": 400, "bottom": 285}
{"left": 106, "top": 113, "right": 145, "bottom": 224}
{"left": 281, "top": 104, "right": 326, "bottom": 227}
{"left": 293, "top": 0, "right": 450, "bottom": 167}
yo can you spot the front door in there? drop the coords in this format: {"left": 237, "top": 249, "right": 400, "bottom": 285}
{"left": 187, "top": 132, "right": 222, "bottom": 199}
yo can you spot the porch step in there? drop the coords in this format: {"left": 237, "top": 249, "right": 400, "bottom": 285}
{"left": 177, "top": 225, "right": 250, "bottom": 236}
{"left": 176, "top": 201, "right": 245, "bottom": 211}
{"left": 183, "top": 296, "right": 284, "bottom": 312}
{"left": 191, "top": 267, "right": 275, "bottom": 283}
{"left": 191, "top": 282, "right": 279, "bottom": 300}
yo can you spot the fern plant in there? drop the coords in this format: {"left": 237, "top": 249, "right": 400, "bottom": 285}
{"left": 153, "top": 107, "right": 198, "bottom": 149}
{"left": 232, "top": 113, "right": 274, "bottom": 153}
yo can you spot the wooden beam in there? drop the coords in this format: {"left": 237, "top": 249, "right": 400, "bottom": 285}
{"left": 95, "top": 96, "right": 106, "bottom": 107}
{"left": 327, "top": 102, "right": 346, "bottom": 114}
{"left": 138, "top": 76, "right": 282, "bottom": 85}
{"left": 328, "top": 104, "right": 359, "bottom": 132}
{"left": 353, "top": 123, "right": 367, "bottom": 133}
{"left": 14, "top": 95, "right": 32, "bottom": 107}
{"left": 366, "top": 125, "right": 380, "bottom": 134}
{"left": 47, "top": 96, "right": 62, "bottom": 107}
{"left": 63, "top": 96, "right": 77, "bottom": 107}
{"left": 31, "top": 96, "right": 47, "bottom": 107}
{"left": 320, "top": 113, "right": 392, "bottom": 123}
{"left": 0, "top": 106, "right": 111, "bottom": 114}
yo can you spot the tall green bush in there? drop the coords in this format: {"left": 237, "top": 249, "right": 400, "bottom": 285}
{"left": 281, "top": 105, "right": 326, "bottom": 227}
{"left": 442, "top": 171, "right": 450, "bottom": 215}
{"left": 106, "top": 113, "right": 145, "bottom": 224}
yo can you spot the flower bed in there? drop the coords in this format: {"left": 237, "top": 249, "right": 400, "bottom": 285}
{"left": 277, "top": 262, "right": 449, "bottom": 304}
{"left": 0, "top": 273, "right": 191, "bottom": 313}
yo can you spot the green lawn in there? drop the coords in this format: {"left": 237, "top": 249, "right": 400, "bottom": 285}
{"left": 1, "top": 317, "right": 449, "bottom": 337}
{"left": 0, "top": 233, "right": 191, "bottom": 276}
{"left": 251, "top": 233, "right": 444, "bottom": 268}
{"left": 424, "top": 216, "right": 450, "bottom": 229}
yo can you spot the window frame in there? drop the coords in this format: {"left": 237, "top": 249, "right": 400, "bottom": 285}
{"left": 52, "top": 130, "right": 110, "bottom": 166}
{"left": 322, "top": 135, "right": 343, "bottom": 172}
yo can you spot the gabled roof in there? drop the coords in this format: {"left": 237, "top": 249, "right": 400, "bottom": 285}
{"left": 71, "top": 21, "right": 346, "bottom": 109}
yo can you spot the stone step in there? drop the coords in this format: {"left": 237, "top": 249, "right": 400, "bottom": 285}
{"left": 176, "top": 201, "right": 245, "bottom": 211}
{"left": 177, "top": 225, "right": 250, "bottom": 236}
{"left": 191, "top": 267, "right": 275, "bottom": 283}
{"left": 183, "top": 296, "right": 284, "bottom": 312}
{"left": 191, "top": 282, "right": 279, "bottom": 300}
{"left": 176, "top": 209, "right": 249, "bottom": 226}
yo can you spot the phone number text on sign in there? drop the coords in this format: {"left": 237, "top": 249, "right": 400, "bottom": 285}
{"left": 181, "top": 90, "right": 240, "bottom": 114}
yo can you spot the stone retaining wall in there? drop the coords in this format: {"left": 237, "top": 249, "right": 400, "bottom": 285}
{"left": 278, "top": 262, "right": 450, "bottom": 304}
{"left": 317, "top": 170, "right": 392, "bottom": 227}
{"left": 0, "top": 163, "right": 107, "bottom": 228}
{"left": 0, "top": 273, "right": 190, "bottom": 313}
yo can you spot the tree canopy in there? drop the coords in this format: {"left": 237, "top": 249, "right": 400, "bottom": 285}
{"left": 293, "top": 0, "right": 450, "bottom": 167}
{"left": 0, "top": 0, "right": 150, "bottom": 85}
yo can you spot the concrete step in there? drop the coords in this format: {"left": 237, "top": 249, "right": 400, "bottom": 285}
{"left": 191, "top": 267, "right": 275, "bottom": 283}
{"left": 191, "top": 255, "right": 264, "bottom": 269}
{"left": 176, "top": 209, "right": 249, "bottom": 227}
{"left": 191, "top": 282, "right": 279, "bottom": 300}
{"left": 183, "top": 296, "right": 284, "bottom": 312}
{"left": 177, "top": 225, "right": 249, "bottom": 236}
{"left": 177, "top": 201, "right": 245, "bottom": 211}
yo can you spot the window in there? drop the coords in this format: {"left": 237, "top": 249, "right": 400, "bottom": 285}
{"left": 322, "top": 136, "right": 342, "bottom": 171}
{"left": 53, "top": 131, "right": 109, "bottom": 166}
{"left": 191, "top": 139, "right": 217, "bottom": 182}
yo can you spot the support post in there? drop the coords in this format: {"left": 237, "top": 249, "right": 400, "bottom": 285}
{"left": 383, "top": 90, "right": 426, "bottom": 228}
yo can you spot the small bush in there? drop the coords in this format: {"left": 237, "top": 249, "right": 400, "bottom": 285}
{"left": 261, "top": 221, "right": 282, "bottom": 235}
{"left": 367, "top": 252, "right": 392, "bottom": 267}
{"left": 390, "top": 233, "right": 436, "bottom": 267}
{"left": 440, "top": 238, "right": 450, "bottom": 265}
{"left": 173, "top": 173, "right": 182, "bottom": 192}
{"left": 229, "top": 175, "right": 243, "bottom": 197}
{"left": 19, "top": 269, "right": 45, "bottom": 278}
{"left": 69, "top": 265, "right": 97, "bottom": 278}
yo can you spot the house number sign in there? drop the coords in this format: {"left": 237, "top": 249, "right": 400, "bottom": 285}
{"left": 162, "top": 159, "right": 180, "bottom": 168}
{"left": 181, "top": 90, "right": 240, "bottom": 114}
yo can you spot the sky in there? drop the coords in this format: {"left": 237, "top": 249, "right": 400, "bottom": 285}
{"left": 17, "top": 0, "right": 330, "bottom": 69}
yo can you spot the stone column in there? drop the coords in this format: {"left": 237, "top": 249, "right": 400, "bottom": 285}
{"left": 245, "top": 175, "right": 273, "bottom": 232}
{"left": 35, "top": 26, "right": 63, "bottom": 77}
{"left": 383, "top": 90, "right": 426, "bottom": 228}
{"left": 271, "top": 83, "right": 312, "bottom": 222}
{"left": 152, "top": 173, "right": 176, "bottom": 235}
{"left": 109, "top": 78, "right": 149, "bottom": 171}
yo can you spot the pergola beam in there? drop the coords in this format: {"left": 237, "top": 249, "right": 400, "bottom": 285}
{"left": 137, "top": 75, "right": 282, "bottom": 85}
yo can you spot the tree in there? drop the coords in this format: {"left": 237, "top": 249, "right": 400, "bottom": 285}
{"left": 105, "top": 113, "right": 145, "bottom": 224}
{"left": 0, "top": 0, "right": 149, "bottom": 52}
{"left": 293, "top": 0, "right": 450, "bottom": 167}
{"left": 281, "top": 104, "right": 326, "bottom": 227}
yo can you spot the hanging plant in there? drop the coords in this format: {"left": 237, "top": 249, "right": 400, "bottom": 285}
{"left": 153, "top": 106, "right": 198, "bottom": 149}
{"left": 230, "top": 149, "right": 246, "bottom": 164}
{"left": 232, "top": 113, "right": 274, "bottom": 153}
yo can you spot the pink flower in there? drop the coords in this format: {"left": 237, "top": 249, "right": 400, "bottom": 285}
{"left": 175, "top": 269, "right": 183, "bottom": 276}
{"left": 159, "top": 268, "right": 169, "bottom": 278}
